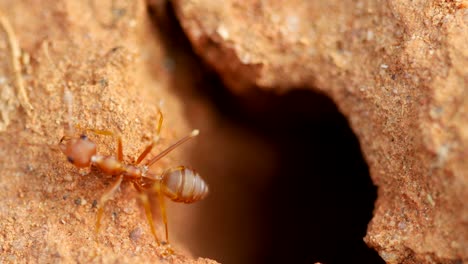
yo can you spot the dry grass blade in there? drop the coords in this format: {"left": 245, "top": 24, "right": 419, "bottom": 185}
{"left": 0, "top": 10, "right": 33, "bottom": 115}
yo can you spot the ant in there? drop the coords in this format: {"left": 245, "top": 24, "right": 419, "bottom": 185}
{"left": 59, "top": 90, "right": 208, "bottom": 247}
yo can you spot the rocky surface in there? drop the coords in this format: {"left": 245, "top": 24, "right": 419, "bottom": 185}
{"left": 0, "top": 0, "right": 217, "bottom": 263}
{"left": 173, "top": 0, "right": 467, "bottom": 263}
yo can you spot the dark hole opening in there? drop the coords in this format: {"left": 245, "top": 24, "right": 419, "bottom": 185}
{"left": 252, "top": 90, "right": 384, "bottom": 264}
{"left": 149, "top": 3, "right": 384, "bottom": 264}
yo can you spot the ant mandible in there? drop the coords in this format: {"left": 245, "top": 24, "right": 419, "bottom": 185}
{"left": 59, "top": 90, "right": 208, "bottom": 246}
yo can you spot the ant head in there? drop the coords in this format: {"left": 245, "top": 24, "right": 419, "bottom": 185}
{"left": 59, "top": 134, "right": 97, "bottom": 168}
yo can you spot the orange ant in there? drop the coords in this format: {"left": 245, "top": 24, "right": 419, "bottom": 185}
{"left": 59, "top": 90, "right": 208, "bottom": 246}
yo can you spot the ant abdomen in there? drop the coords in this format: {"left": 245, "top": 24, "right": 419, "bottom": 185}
{"left": 162, "top": 166, "right": 209, "bottom": 203}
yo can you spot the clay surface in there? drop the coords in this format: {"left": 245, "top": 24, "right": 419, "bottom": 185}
{"left": 173, "top": 0, "right": 467, "bottom": 263}
{"left": 0, "top": 0, "right": 217, "bottom": 263}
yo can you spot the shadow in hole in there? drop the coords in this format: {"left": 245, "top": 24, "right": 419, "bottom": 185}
{"left": 148, "top": 2, "right": 384, "bottom": 264}
{"left": 199, "top": 81, "right": 385, "bottom": 264}
{"left": 245, "top": 90, "right": 385, "bottom": 264}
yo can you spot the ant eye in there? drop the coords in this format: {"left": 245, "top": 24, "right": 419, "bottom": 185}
{"left": 67, "top": 156, "right": 75, "bottom": 164}
{"left": 80, "top": 134, "right": 88, "bottom": 140}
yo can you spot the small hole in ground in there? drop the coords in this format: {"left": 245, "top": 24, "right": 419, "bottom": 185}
{"left": 191, "top": 83, "right": 385, "bottom": 264}
{"left": 247, "top": 90, "right": 385, "bottom": 264}
{"left": 148, "top": 3, "right": 384, "bottom": 264}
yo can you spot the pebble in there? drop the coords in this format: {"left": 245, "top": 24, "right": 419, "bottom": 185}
{"left": 129, "top": 227, "right": 142, "bottom": 242}
{"left": 74, "top": 198, "right": 87, "bottom": 206}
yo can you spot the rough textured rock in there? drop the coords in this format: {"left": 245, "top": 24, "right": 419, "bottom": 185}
{"left": 173, "top": 0, "right": 467, "bottom": 263}
{"left": 0, "top": 0, "right": 217, "bottom": 263}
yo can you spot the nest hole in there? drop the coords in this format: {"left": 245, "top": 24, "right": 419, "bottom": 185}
{"left": 149, "top": 3, "right": 385, "bottom": 264}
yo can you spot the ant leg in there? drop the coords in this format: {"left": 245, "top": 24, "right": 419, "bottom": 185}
{"left": 95, "top": 175, "right": 123, "bottom": 239}
{"left": 135, "top": 109, "right": 163, "bottom": 164}
{"left": 138, "top": 187, "right": 161, "bottom": 245}
{"left": 154, "top": 181, "right": 169, "bottom": 243}
{"left": 80, "top": 127, "right": 123, "bottom": 161}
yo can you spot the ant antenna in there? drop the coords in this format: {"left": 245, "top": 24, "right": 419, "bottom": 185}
{"left": 63, "top": 89, "right": 74, "bottom": 136}
{"left": 43, "top": 41, "right": 75, "bottom": 136}
{"left": 145, "top": 129, "right": 199, "bottom": 168}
